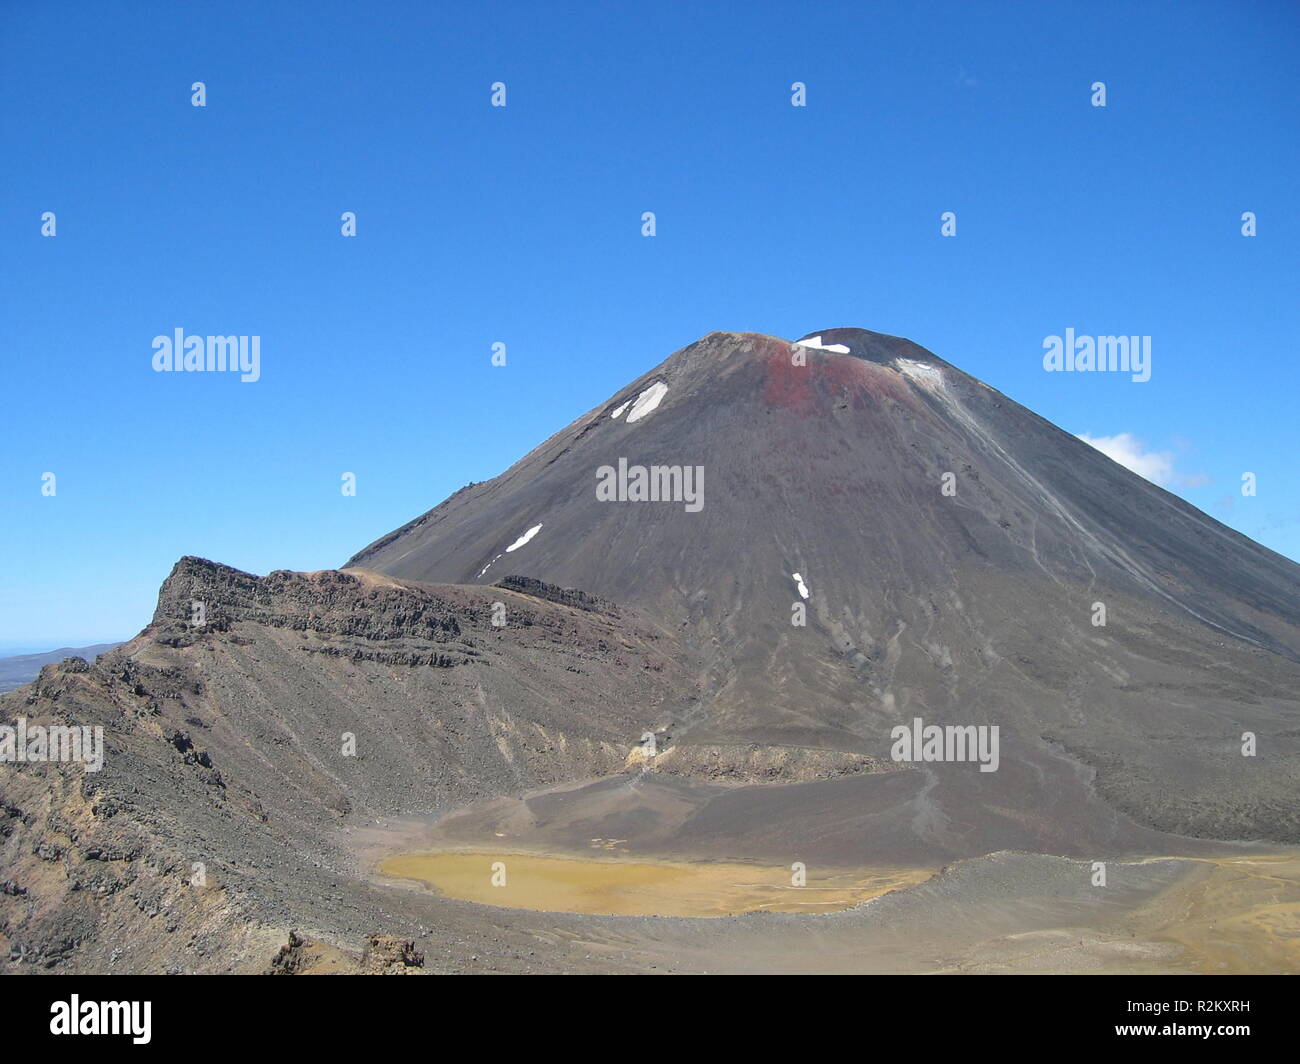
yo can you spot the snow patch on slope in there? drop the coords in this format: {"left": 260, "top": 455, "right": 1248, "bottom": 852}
{"left": 795, "top": 336, "right": 851, "bottom": 354}
{"left": 895, "top": 358, "right": 944, "bottom": 389}
{"left": 626, "top": 381, "right": 668, "bottom": 423}
{"left": 477, "top": 522, "right": 544, "bottom": 578}
{"left": 610, "top": 399, "right": 631, "bottom": 419}
{"left": 792, "top": 572, "right": 810, "bottom": 600}
{"left": 506, "top": 524, "right": 543, "bottom": 552}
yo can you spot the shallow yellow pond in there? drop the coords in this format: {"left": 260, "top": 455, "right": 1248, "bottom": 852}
{"left": 379, "top": 851, "right": 932, "bottom": 917}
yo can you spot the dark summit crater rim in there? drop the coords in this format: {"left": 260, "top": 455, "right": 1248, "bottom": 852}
{"left": 793, "top": 327, "right": 944, "bottom": 367}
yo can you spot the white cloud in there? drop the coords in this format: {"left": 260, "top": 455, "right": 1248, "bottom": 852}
{"left": 1076, "top": 432, "right": 1175, "bottom": 486}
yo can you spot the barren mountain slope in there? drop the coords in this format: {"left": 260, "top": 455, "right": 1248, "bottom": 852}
{"left": 348, "top": 329, "right": 1300, "bottom": 842}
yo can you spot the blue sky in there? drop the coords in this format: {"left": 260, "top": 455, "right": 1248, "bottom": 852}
{"left": 2, "top": 0, "right": 1297, "bottom": 650}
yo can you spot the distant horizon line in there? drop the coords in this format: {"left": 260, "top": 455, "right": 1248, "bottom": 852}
{"left": 0, "top": 639, "right": 127, "bottom": 658}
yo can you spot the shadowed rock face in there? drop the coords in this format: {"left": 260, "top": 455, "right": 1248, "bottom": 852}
{"left": 349, "top": 328, "right": 1300, "bottom": 843}
{"left": 2, "top": 328, "right": 1298, "bottom": 974}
